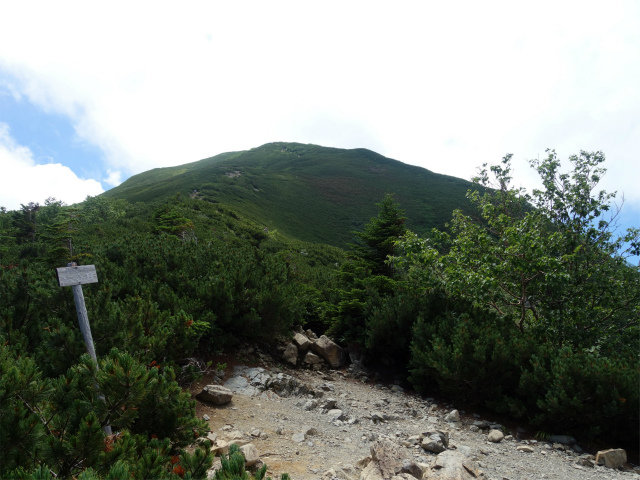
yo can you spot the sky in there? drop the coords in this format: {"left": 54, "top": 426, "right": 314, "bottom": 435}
{"left": 0, "top": 1, "right": 638, "bottom": 243}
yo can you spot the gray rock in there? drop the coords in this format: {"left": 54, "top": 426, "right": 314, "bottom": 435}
{"left": 327, "top": 409, "right": 345, "bottom": 421}
{"left": 457, "top": 445, "right": 472, "bottom": 457}
{"left": 211, "top": 439, "right": 230, "bottom": 456}
{"left": 429, "top": 450, "right": 481, "bottom": 479}
{"left": 224, "top": 377, "right": 260, "bottom": 396}
{"left": 548, "top": 435, "right": 576, "bottom": 445}
{"left": 283, "top": 343, "right": 298, "bottom": 365}
{"left": 303, "top": 399, "right": 318, "bottom": 411}
{"left": 371, "top": 411, "right": 385, "bottom": 423}
{"left": 370, "top": 439, "right": 405, "bottom": 479}
{"left": 577, "top": 457, "right": 595, "bottom": 468}
{"left": 422, "top": 433, "right": 447, "bottom": 454}
{"left": 292, "top": 332, "right": 311, "bottom": 351}
{"left": 472, "top": 420, "right": 490, "bottom": 429}
{"left": 239, "top": 443, "right": 259, "bottom": 467}
{"left": 487, "top": 429, "right": 504, "bottom": 443}
{"left": 401, "top": 459, "right": 425, "bottom": 478}
{"left": 304, "top": 351, "right": 322, "bottom": 364}
{"left": 310, "top": 335, "right": 344, "bottom": 368}
{"left": 196, "top": 385, "right": 233, "bottom": 405}
{"left": 292, "top": 432, "right": 306, "bottom": 443}
{"left": 595, "top": 448, "right": 627, "bottom": 469}
{"left": 517, "top": 445, "right": 534, "bottom": 453}
{"left": 322, "top": 398, "right": 338, "bottom": 410}
{"left": 444, "top": 410, "right": 460, "bottom": 423}
{"left": 391, "top": 475, "right": 418, "bottom": 480}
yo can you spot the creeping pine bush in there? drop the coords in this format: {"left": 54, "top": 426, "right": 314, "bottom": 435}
{"left": 408, "top": 305, "right": 639, "bottom": 441}
{"left": 214, "top": 444, "right": 290, "bottom": 480}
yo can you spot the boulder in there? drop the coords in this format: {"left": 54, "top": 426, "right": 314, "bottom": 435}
{"left": 283, "top": 343, "right": 298, "bottom": 365}
{"left": 427, "top": 450, "right": 482, "bottom": 479}
{"left": 370, "top": 439, "right": 405, "bottom": 479}
{"left": 310, "top": 335, "right": 344, "bottom": 368}
{"left": 304, "top": 351, "right": 323, "bottom": 364}
{"left": 487, "top": 429, "right": 504, "bottom": 443}
{"left": 292, "top": 332, "right": 311, "bottom": 351}
{"left": 196, "top": 385, "right": 233, "bottom": 405}
{"left": 595, "top": 448, "right": 627, "bottom": 469}
{"left": 239, "top": 443, "right": 259, "bottom": 467}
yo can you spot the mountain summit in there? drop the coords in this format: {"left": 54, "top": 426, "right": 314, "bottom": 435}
{"left": 103, "top": 142, "right": 475, "bottom": 246}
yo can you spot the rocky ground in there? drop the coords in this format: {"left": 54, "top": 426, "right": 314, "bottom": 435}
{"left": 190, "top": 353, "right": 639, "bottom": 480}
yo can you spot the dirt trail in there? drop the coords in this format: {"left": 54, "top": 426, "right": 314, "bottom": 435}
{"left": 191, "top": 362, "right": 638, "bottom": 480}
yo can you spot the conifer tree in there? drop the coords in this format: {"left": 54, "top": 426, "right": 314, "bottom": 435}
{"left": 329, "top": 195, "right": 407, "bottom": 347}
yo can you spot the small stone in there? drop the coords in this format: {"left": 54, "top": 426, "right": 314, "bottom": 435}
{"left": 444, "top": 410, "right": 460, "bottom": 423}
{"left": 322, "top": 398, "right": 338, "bottom": 410}
{"left": 292, "top": 433, "right": 306, "bottom": 443}
{"left": 487, "top": 430, "right": 504, "bottom": 443}
{"left": 422, "top": 434, "right": 446, "bottom": 453}
{"left": 303, "top": 399, "right": 318, "bottom": 411}
{"left": 517, "top": 445, "right": 534, "bottom": 453}
{"left": 577, "top": 457, "right": 595, "bottom": 468}
{"left": 203, "top": 414, "right": 210, "bottom": 421}
{"left": 327, "top": 409, "right": 345, "bottom": 420}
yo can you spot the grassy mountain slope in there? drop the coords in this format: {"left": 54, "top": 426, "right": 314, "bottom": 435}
{"left": 103, "top": 142, "right": 476, "bottom": 246}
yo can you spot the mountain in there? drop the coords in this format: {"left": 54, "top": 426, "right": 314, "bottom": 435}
{"left": 103, "top": 142, "right": 476, "bottom": 247}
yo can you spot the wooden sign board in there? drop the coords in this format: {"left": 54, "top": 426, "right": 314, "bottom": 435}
{"left": 56, "top": 265, "right": 98, "bottom": 287}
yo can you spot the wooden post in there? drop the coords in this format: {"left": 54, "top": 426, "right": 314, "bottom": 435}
{"left": 56, "top": 262, "right": 112, "bottom": 435}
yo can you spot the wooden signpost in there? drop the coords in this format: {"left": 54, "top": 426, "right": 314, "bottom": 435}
{"left": 56, "top": 262, "right": 112, "bottom": 435}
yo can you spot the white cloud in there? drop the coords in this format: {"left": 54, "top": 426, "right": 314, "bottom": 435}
{"left": 0, "top": 1, "right": 638, "bottom": 214}
{"left": 103, "top": 169, "right": 122, "bottom": 188}
{"left": 0, "top": 123, "right": 104, "bottom": 210}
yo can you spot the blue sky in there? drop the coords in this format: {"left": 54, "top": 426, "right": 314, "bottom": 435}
{"left": 0, "top": 85, "right": 105, "bottom": 180}
{"left": 0, "top": 1, "right": 638, "bottom": 259}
